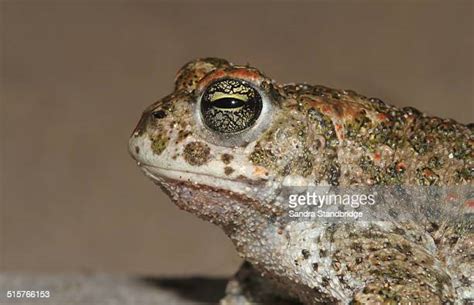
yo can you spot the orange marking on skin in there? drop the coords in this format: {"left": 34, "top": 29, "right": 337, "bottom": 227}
{"left": 197, "top": 69, "right": 227, "bottom": 90}
{"left": 342, "top": 103, "right": 363, "bottom": 118}
{"left": 377, "top": 113, "right": 389, "bottom": 121}
{"left": 466, "top": 199, "right": 474, "bottom": 208}
{"left": 229, "top": 68, "right": 262, "bottom": 81}
{"left": 373, "top": 152, "right": 381, "bottom": 161}
{"left": 253, "top": 166, "right": 268, "bottom": 177}
{"left": 321, "top": 105, "right": 332, "bottom": 114}
{"left": 395, "top": 162, "right": 406, "bottom": 172}
{"left": 197, "top": 68, "right": 264, "bottom": 92}
{"left": 335, "top": 123, "right": 345, "bottom": 140}
{"left": 422, "top": 168, "right": 435, "bottom": 177}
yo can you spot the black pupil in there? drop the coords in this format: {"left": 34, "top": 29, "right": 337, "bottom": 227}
{"left": 213, "top": 98, "right": 244, "bottom": 109}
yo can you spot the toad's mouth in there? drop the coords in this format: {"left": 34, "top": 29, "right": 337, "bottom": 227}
{"left": 138, "top": 163, "right": 266, "bottom": 196}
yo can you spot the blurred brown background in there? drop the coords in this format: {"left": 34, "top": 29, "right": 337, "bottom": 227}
{"left": 1, "top": 1, "right": 472, "bottom": 277}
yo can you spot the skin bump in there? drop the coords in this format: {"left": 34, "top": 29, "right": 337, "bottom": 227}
{"left": 183, "top": 141, "right": 211, "bottom": 166}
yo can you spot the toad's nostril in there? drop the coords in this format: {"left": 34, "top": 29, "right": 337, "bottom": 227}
{"left": 152, "top": 110, "right": 167, "bottom": 119}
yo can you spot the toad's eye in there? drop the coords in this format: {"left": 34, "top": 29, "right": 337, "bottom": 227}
{"left": 200, "top": 79, "right": 263, "bottom": 133}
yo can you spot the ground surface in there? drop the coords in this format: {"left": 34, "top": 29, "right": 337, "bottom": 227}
{"left": 0, "top": 273, "right": 226, "bottom": 305}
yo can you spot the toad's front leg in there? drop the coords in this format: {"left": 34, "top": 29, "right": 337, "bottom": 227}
{"left": 220, "top": 261, "right": 302, "bottom": 305}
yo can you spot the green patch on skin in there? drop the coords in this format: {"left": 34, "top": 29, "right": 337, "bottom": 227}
{"left": 371, "top": 122, "right": 403, "bottom": 150}
{"left": 249, "top": 146, "right": 278, "bottom": 170}
{"left": 345, "top": 112, "right": 371, "bottom": 140}
{"left": 307, "top": 108, "right": 338, "bottom": 147}
{"left": 406, "top": 116, "right": 472, "bottom": 160}
{"left": 347, "top": 109, "right": 407, "bottom": 152}
{"left": 150, "top": 133, "right": 168, "bottom": 155}
{"left": 409, "top": 132, "right": 432, "bottom": 155}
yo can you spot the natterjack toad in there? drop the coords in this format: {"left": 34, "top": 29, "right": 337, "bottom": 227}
{"left": 129, "top": 58, "right": 473, "bottom": 304}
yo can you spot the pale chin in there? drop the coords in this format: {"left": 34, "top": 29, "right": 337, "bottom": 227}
{"left": 139, "top": 164, "right": 255, "bottom": 197}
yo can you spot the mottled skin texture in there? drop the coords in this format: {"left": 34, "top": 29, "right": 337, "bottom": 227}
{"left": 129, "top": 58, "right": 473, "bottom": 304}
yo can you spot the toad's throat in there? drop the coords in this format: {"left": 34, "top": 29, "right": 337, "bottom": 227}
{"left": 139, "top": 164, "right": 286, "bottom": 227}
